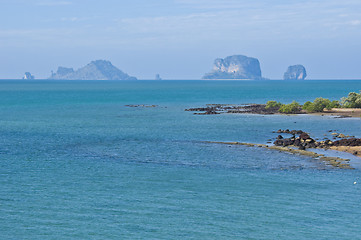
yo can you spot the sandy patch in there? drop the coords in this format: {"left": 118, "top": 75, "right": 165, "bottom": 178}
{"left": 330, "top": 146, "right": 361, "bottom": 157}
{"left": 318, "top": 108, "right": 361, "bottom": 118}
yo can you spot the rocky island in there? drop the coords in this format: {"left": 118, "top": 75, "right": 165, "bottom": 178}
{"left": 155, "top": 74, "right": 162, "bottom": 80}
{"left": 203, "top": 55, "right": 263, "bottom": 80}
{"left": 283, "top": 65, "right": 307, "bottom": 80}
{"left": 23, "top": 72, "right": 35, "bottom": 80}
{"left": 49, "top": 60, "right": 137, "bottom": 80}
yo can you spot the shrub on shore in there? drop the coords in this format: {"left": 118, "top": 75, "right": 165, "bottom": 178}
{"left": 302, "top": 98, "right": 341, "bottom": 112}
{"left": 341, "top": 91, "right": 361, "bottom": 108}
{"left": 265, "top": 101, "right": 282, "bottom": 110}
{"left": 328, "top": 100, "right": 341, "bottom": 109}
{"left": 313, "top": 97, "right": 331, "bottom": 111}
{"left": 264, "top": 90, "right": 359, "bottom": 114}
{"left": 302, "top": 101, "right": 313, "bottom": 111}
{"left": 279, "top": 101, "right": 301, "bottom": 114}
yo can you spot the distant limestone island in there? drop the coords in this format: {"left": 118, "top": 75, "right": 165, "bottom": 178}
{"left": 203, "top": 55, "right": 263, "bottom": 80}
{"left": 202, "top": 54, "right": 307, "bottom": 80}
{"left": 23, "top": 72, "right": 35, "bottom": 80}
{"left": 20, "top": 57, "right": 306, "bottom": 80}
{"left": 155, "top": 74, "right": 162, "bottom": 80}
{"left": 49, "top": 60, "right": 137, "bottom": 80}
{"left": 284, "top": 64, "right": 307, "bottom": 80}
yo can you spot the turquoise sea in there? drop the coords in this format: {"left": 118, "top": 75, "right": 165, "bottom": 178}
{"left": 1, "top": 80, "right": 361, "bottom": 239}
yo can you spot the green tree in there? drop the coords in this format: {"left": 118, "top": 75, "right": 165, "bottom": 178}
{"left": 265, "top": 101, "right": 282, "bottom": 110}
{"left": 327, "top": 100, "right": 340, "bottom": 109}
{"left": 303, "top": 98, "right": 340, "bottom": 112}
{"left": 279, "top": 101, "right": 301, "bottom": 114}
{"left": 312, "top": 97, "right": 331, "bottom": 112}
{"left": 302, "top": 101, "right": 315, "bottom": 112}
{"left": 341, "top": 91, "right": 361, "bottom": 108}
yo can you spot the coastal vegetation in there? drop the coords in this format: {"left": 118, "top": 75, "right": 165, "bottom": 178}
{"left": 264, "top": 91, "right": 361, "bottom": 114}
{"left": 275, "top": 101, "right": 301, "bottom": 114}
{"left": 341, "top": 91, "right": 361, "bottom": 108}
{"left": 264, "top": 101, "right": 282, "bottom": 109}
{"left": 302, "top": 98, "right": 340, "bottom": 112}
{"left": 186, "top": 91, "right": 361, "bottom": 117}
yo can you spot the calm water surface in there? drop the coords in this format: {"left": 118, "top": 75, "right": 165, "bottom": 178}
{"left": 1, "top": 80, "right": 361, "bottom": 239}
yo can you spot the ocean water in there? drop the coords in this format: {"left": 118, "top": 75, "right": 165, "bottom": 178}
{"left": 1, "top": 80, "right": 361, "bottom": 239}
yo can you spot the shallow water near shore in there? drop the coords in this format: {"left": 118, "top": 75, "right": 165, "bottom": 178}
{"left": 1, "top": 80, "right": 361, "bottom": 239}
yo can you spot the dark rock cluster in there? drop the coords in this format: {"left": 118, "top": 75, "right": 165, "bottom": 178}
{"left": 333, "top": 138, "right": 361, "bottom": 147}
{"left": 275, "top": 129, "right": 304, "bottom": 135}
{"left": 194, "top": 109, "right": 220, "bottom": 115}
{"left": 274, "top": 132, "right": 318, "bottom": 149}
{"left": 228, "top": 104, "right": 277, "bottom": 114}
{"left": 273, "top": 129, "right": 361, "bottom": 150}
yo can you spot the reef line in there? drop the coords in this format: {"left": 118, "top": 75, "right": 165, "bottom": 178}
{"left": 205, "top": 141, "right": 354, "bottom": 169}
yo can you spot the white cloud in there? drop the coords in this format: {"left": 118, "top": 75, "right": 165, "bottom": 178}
{"left": 61, "top": 17, "right": 78, "bottom": 22}
{"left": 60, "top": 17, "right": 91, "bottom": 22}
{"left": 2, "top": 0, "right": 361, "bottom": 49}
{"left": 349, "top": 20, "right": 361, "bottom": 26}
{"left": 175, "top": 0, "right": 261, "bottom": 9}
{"left": 36, "top": 0, "right": 72, "bottom": 6}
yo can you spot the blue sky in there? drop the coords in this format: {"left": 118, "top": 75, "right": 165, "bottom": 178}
{"left": 1, "top": 0, "right": 361, "bottom": 79}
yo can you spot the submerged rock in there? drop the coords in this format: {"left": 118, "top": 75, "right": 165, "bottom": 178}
{"left": 283, "top": 65, "right": 307, "bottom": 80}
{"left": 203, "top": 55, "right": 263, "bottom": 80}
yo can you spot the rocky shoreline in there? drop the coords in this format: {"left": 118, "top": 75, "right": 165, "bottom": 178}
{"left": 185, "top": 104, "right": 279, "bottom": 115}
{"left": 185, "top": 103, "right": 361, "bottom": 118}
{"left": 206, "top": 129, "right": 361, "bottom": 169}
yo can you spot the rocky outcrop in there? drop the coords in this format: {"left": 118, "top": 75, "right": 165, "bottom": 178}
{"left": 273, "top": 130, "right": 361, "bottom": 151}
{"left": 23, "top": 72, "right": 34, "bottom": 80}
{"left": 275, "top": 129, "right": 304, "bottom": 135}
{"left": 274, "top": 131, "right": 323, "bottom": 149}
{"left": 185, "top": 103, "right": 302, "bottom": 115}
{"left": 333, "top": 138, "right": 361, "bottom": 147}
{"left": 49, "top": 60, "right": 137, "bottom": 80}
{"left": 155, "top": 74, "right": 162, "bottom": 80}
{"left": 283, "top": 65, "right": 307, "bottom": 80}
{"left": 203, "top": 55, "right": 263, "bottom": 80}
{"left": 185, "top": 104, "right": 276, "bottom": 115}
